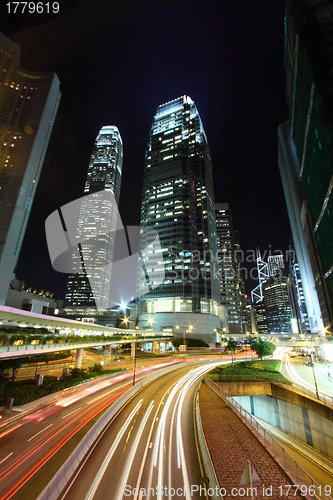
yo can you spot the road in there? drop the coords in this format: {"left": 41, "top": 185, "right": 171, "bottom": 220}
{"left": 60, "top": 362, "right": 224, "bottom": 500}
{"left": 0, "top": 359, "right": 184, "bottom": 500}
{"left": 15, "top": 350, "right": 103, "bottom": 380}
{"left": 277, "top": 348, "right": 333, "bottom": 401}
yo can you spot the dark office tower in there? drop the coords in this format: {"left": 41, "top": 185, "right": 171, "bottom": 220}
{"left": 139, "top": 96, "right": 220, "bottom": 344}
{"left": 287, "top": 241, "right": 310, "bottom": 334}
{"left": 278, "top": 121, "right": 324, "bottom": 332}
{"left": 233, "top": 229, "right": 247, "bottom": 332}
{"left": 64, "top": 126, "right": 123, "bottom": 310}
{"left": 0, "top": 33, "right": 60, "bottom": 304}
{"left": 215, "top": 203, "right": 241, "bottom": 333}
{"left": 254, "top": 301, "right": 268, "bottom": 335}
{"left": 285, "top": 0, "right": 333, "bottom": 327}
{"left": 264, "top": 257, "right": 292, "bottom": 334}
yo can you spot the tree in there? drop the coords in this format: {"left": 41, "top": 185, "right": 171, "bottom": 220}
{"left": 251, "top": 339, "right": 275, "bottom": 359}
{"left": 0, "top": 358, "right": 24, "bottom": 385}
{"left": 0, "top": 364, "right": 9, "bottom": 389}
{"left": 172, "top": 338, "right": 209, "bottom": 349}
{"left": 226, "top": 340, "right": 238, "bottom": 353}
{"left": 88, "top": 363, "right": 103, "bottom": 374}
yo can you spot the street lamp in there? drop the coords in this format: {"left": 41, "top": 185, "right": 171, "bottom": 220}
{"left": 175, "top": 324, "right": 193, "bottom": 362}
{"left": 310, "top": 352, "right": 319, "bottom": 400}
{"left": 133, "top": 324, "right": 138, "bottom": 386}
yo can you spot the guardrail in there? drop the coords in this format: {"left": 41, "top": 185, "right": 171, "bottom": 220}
{"left": 289, "top": 381, "right": 333, "bottom": 409}
{"left": 194, "top": 391, "right": 222, "bottom": 500}
{"left": 0, "top": 338, "right": 168, "bottom": 359}
{"left": 209, "top": 374, "right": 291, "bottom": 383}
{"left": 19, "top": 360, "right": 72, "bottom": 371}
{"left": 204, "top": 377, "right": 333, "bottom": 500}
{"left": 0, "top": 341, "right": 116, "bottom": 352}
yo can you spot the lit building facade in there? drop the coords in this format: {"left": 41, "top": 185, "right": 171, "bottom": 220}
{"left": 0, "top": 32, "right": 60, "bottom": 304}
{"left": 254, "top": 301, "right": 268, "bottom": 335}
{"left": 215, "top": 203, "right": 242, "bottom": 333}
{"left": 64, "top": 126, "right": 123, "bottom": 310}
{"left": 138, "top": 96, "right": 220, "bottom": 343}
{"left": 264, "top": 256, "right": 292, "bottom": 334}
{"left": 285, "top": 0, "right": 333, "bottom": 327}
{"left": 278, "top": 121, "right": 324, "bottom": 332}
{"left": 233, "top": 229, "right": 247, "bottom": 332}
{"left": 268, "top": 255, "right": 284, "bottom": 277}
{"left": 287, "top": 242, "right": 310, "bottom": 334}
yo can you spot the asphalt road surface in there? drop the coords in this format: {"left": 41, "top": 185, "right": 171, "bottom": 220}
{"left": 0, "top": 359, "right": 187, "bottom": 500}
{"left": 58, "top": 362, "right": 224, "bottom": 500}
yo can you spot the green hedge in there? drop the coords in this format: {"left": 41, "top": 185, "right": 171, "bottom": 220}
{"left": 207, "top": 360, "right": 291, "bottom": 384}
{"left": 0, "top": 367, "right": 125, "bottom": 406}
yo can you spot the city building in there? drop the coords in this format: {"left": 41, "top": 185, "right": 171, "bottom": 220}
{"left": 0, "top": 32, "right": 61, "bottom": 304}
{"left": 278, "top": 120, "right": 324, "bottom": 332}
{"left": 5, "top": 279, "right": 62, "bottom": 315}
{"left": 215, "top": 203, "right": 242, "bottom": 333}
{"left": 287, "top": 242, "right": 310, "bottom": 334}
{"left": 251, "top": 252, "right": 292, "bottom": 334}
{"left": 138, "top": 96, "right": 220, "bottom": 344}
{"left": 285, "top": 0, "right": 333, "bottom": 328}
{"left": 254, "top": 301, "right": 268, "bottom": 335}
{"left": 264, "top": 256, "right": 292, "bottom": 334}
{"left": 267, "top": 254, "right": 284, "bottom": 278}
{"left": 233, "top": 229, "right": 247, "bottom": 332}
{"left": 64, "top": 125, "right": 123, "bottom": 313}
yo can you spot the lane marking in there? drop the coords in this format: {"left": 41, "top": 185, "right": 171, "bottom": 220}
{"left": 83, "top": 400, "right": 143, "bottom": 500}
{"left": 114, "top": 401, "right": 154, "bottom": 500}
{"left": 63, "top": 407, "right": 81, "bottom": 418}
{"left": 0, "top": 453, "right": 13, "bottom": 464}
{"left": 27, "top": 424, "right": 53, "bottom": 442}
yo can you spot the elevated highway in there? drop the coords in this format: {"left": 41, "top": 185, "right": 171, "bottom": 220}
{"left": 0, "top": 305, "right": 172, "bottom": 365}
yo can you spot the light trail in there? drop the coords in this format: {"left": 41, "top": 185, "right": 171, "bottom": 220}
{"left": 0, "top": 387, "right": 128, "bottom": 500}
{"left": 149, "top": 361, "right": 225, "bottom": 500}
{"left": 114, "top": 401, "right": 154, "bottom": 500}
{"left": 284, "top": 352, "right": 333, "bottom": 399}
{"left": 0, "top": 423, "right": 23, "bottom": 440}
{"left": 83, "top": 400, "right": 143, "bottom": 500}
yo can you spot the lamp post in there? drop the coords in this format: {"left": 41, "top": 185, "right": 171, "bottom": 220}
{"left": 184, "top": 325, "right": 193, "bottom": 362}
{"left": 133, "top": 301, "right": 139, "bottom": 386}
{"left": 175, "top": 325, "right": 192, "bottom": 363}
{"left": 310, "top": 352, "right": 319, "bottom": 400}
{"left": 132, "top": 325, "right": 138, "bottom": 386}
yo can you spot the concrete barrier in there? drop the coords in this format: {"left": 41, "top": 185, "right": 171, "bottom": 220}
{"left": 194, "top": 388, "right": 222, "bottom": 500}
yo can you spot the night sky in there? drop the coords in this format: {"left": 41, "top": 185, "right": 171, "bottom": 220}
{"left": 0, "top": 0, "right": 290, "bottom": 299}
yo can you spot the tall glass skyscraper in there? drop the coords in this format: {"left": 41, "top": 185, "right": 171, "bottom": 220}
{"left": 285, "top": 0, "right": 333, "bottom": 328}
{"left": 138, "top": 96, "right": 220, "bottom": 343}
{"left": 0, "top": 32, "right": 60, "bottom": 304}
{"left": 215, "top": 203, "right": 242, "bottom": 333}
{"left": 64, "top": 126, "right": 123, "bottom": 310}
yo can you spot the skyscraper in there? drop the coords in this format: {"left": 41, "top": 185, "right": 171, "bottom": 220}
{"left": 138, "top": 96, "right": 220, "bottom": 343}
{"left": 264, "top": 257, "right": 292, "bottom": 334}
{"left": 215, "top": 203, "right": 242, "bottom": 333}
{"left": 64, "top": 126, "right": 123, "bottom": 310}
{"left": 0, "top": 32, "right": 61, "bottom": 304}
{"left": 285, "top": 0, "right": 333, "bottom": 328}
{"left": 278, "top": 121, "right": 324, "bottom": 332}
{"left": 267, "top": 255, "right": 285, "bottom": 277}
{"left": 287, "top": 241, "right": 310, "bottom": 334}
